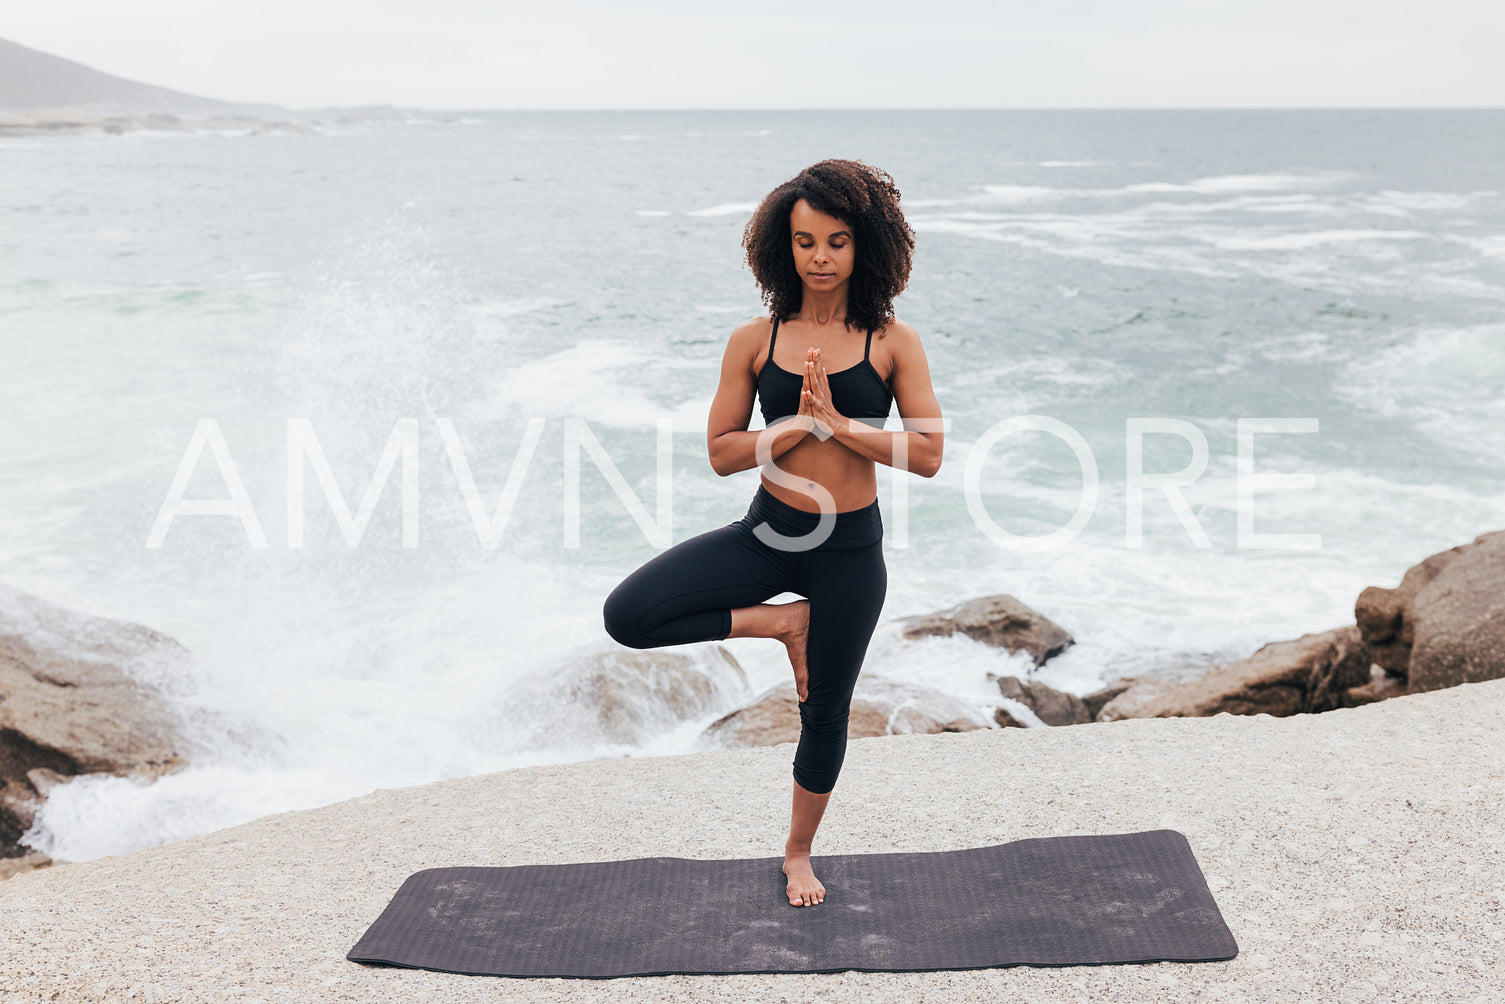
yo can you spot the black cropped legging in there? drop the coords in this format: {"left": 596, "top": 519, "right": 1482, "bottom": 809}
{"left": 603, "top": 484, "right": 886, "bottom": 795}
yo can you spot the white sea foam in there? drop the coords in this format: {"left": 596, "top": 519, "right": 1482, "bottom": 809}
{"left": 1351, "top": 190, "right": 1497, "bottom": 215}
{"left": 1206, "top": 229, "right": 1429, "bottom": 251}
{"left": 468, "top": 296, "right": 562, "bottom": 319}
{"left": 1448, "top": 234, "right": 1505, "bottom": 257}
{"left": 687, "top": 202, "right": 759, "bottom": 216}
{"left": 492, "top": 339, "right": 659, "bottom": 426}
{"left": 1333, "top": 322, "right": 1505, "bottom": 462}
{"left": 976, "top": 185, "right": 1064, "bottom": 203}
{"left": 978, "top": 171, "right": 1354, "bottom": 205}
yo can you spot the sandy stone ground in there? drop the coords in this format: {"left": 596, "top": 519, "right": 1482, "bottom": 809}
{"left": 3, "top": 678, "right": 1502, "bottom": 1003}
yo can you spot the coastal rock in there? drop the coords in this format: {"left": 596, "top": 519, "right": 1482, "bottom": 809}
{"left": 1097, "top": 626, "right": 1372, "bottom": 721}
{"left": 1082, "top": 678, "right": 1139, "bottom": 720}
{"left": 1345, "top": 667, "right": 1408, "bottom": 707}
{"left": 993, "top": 706, "right": 1029, "bottom": 729}
{"left": 897, "top": 595, "right": 1074, "bottom": 668}
{"left": 0, "top": 850, "right": 51, "bottom": 880}
{"left": 994, "top": 675, "right": 1092, "bottom": 726}
{"left": 695, "top": 687, "right": 888, "bottom": 749}
{"left": 0, "top": 584, "right": 193, "bottom": 861}
{"left": 1096, "top": 677, "right": 1182, "bottom": 722}
{"left": 696, "top": 675, "right": 990, "bottom": 750}
{"left": 1354, "top": 530, "right": 1503, "bottom": 676}
{"left": 1408, "top": 532, "right": 1505, "bottom": 693}
{"left": 510, "top": 645, "right": 749, "bottom": 749}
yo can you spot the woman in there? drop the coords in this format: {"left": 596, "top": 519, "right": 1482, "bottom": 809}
{"left": 603, "top": 159, "right": 943, "bottom": 907}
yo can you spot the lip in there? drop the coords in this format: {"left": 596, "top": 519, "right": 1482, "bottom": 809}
{"left": 808, "top": 272, "right": 836, "bottom": 278}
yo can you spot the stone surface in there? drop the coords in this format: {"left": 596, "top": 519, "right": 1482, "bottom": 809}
{"left": 992, "top": 706, "right": 1029, "bottom": 729}
{"left": 1345, "top": 670, "right": 1408, "bottom": 707}
{"left": 696, "top": 687, "right": 889, "bottom": 749}
{"left": 507, "top": 645, "right": 749, "bottom": 749}
{"left": 897, "top": 595, "right": 1074, "bottom": 667}
{"left": 994, "top": 675, "right": 1092, "bottom": 726}
{"left": 697, "top": 675, "right": 990, "bottom": 750}
{"left": 1354, "top": 530, "right": 1504, "bottom": 676}
{"left": 1096, "top": 677, "right": 1182, "bottom": 722}
{"left": 1097, "top": 627, "right": 1372, "bottom": 721}
{"left": 1081, "top": 678, "right": 1138, "bottom": 720}
{"left": 0, "top": 584, "right": 194, "bottom": 858}
{"left": 1408, "top": 531, "right": 1505, "bottom": 693}
{"left": 0, "top": 850, "right": 51, "bottom": 880}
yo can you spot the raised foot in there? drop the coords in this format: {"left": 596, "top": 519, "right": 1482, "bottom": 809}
{"left": 781, "top": 599, "right": 810, "bottom": 703}
{"left": 782, "top": 853, "right": 825, "bottom": 907}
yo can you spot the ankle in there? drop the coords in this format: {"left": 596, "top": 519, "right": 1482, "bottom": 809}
{"left": 784, "top": 841, "right": 812, "bottom": 860}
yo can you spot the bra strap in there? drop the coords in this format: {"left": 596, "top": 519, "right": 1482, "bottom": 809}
{"left": 769, "top": 317, "right": 780, "bottom": 356}
{"left": 863, "top": 327, "right": 874, "bottom": 360}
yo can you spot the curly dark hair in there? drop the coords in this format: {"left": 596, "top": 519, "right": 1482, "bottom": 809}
{"left": 741, "top": 159, "right": 915, "bottom": 334}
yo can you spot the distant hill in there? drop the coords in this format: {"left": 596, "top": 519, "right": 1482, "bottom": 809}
{"left": 0, "top": 36, "right": 284, "bottom": 116}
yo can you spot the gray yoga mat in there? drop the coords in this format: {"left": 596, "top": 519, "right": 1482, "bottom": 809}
{"left": 346, "top": 828, "right": 1238, "bottom": 978}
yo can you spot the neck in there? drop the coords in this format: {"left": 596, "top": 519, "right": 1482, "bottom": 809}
{"left": 798, "top": 283, "right": 850, "bottom": 326}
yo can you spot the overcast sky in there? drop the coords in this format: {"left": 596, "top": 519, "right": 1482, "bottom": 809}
{"left": 6, "top": 0, "right": 1502, "bottom": 110}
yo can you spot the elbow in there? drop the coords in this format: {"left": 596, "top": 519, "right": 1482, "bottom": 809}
{"left": 707, "top": 441, "right": 729, "bottom": 477}
{"left": 706, "top": 444, "right": 738, "bottom": 477}
{"left": 916, "top": 453, "right": 942, "bottom": 479}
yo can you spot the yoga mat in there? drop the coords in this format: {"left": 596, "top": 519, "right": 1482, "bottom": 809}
{"left": 347, "top": 828, "right": 1238, "bottom": 978}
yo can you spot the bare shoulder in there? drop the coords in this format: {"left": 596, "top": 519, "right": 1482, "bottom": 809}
{"left": 874, "top": 316, "right": 926, "bottom": 372}
{"left": 724, "top": 314, "right": 773, "bottom": 374}
{"left": 730, "top": 314, "right": 773, "bottom": 346}
{"left": 876, "top": 316, "right": 922, "bottom": 349}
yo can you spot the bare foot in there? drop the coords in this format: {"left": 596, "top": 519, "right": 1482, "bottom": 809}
{"left": 782, "top": 852, "right": 825, "bottom": 906}
{"left": 780, "top": 600, "right": 810, "bottom": 702}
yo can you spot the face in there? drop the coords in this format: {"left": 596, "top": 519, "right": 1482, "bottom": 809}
{"left": 789, "top": 198, "right": 855, "bottom": 293}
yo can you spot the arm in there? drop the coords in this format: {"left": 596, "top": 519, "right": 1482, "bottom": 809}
{"left": 804, "top": 319, "right": 944, "bottom": 478}
{"left": 706, "top": 319, "right": 816, "bottom": 476}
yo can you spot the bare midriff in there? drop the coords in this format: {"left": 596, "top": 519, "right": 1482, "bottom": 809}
{"left": 760, "top": 432, "right": 878, "bottom": 513}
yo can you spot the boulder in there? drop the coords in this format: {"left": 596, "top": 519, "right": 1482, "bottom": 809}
{"left": 1355, "top": 530, "right": 1504, "bottom": 676}
{"left": 897, "top": 595, "right": 1074, "bottom": 667}
{"left": 1081, "top": 677, "right": 1140, "bottom": 720}
{"left": 1096, "top": 677, "right": 1182, "bottom": 722}
{"left": 1344, "top": 667, "right": 1408, "bottom": 707}
{"left": 697, "top": 675, "right": 989, "bottom": 750}
{"left": 695, "top": 687, "right": 889, "bottom": 749}
{"left": 1408, "top": 532, "right": 1505, "bottom": 693}
{"left": 994, "top": 675, "right": 1092, "bottom": 726}
{"left": 1098, "top": 626, "right": 1372, "bottom": 721}
{"left": 508, "top": 645, "right": 749, "bottom": 749}
{"left": 0, "top": 850, "right": 51, "bottom": 880}
{"left": 0, "top": 584, "right": 194, "bottom": 861}
{"left": 993, "top": 706, "right": 1029, "bottom": 729}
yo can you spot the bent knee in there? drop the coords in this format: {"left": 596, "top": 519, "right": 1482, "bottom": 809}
{"left": 602, "top": 587, "right": 652, "bottom": 649}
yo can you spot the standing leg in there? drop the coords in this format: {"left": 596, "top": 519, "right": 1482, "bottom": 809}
{"left": 782, "top": 540, "right": 887, "bottom": 906}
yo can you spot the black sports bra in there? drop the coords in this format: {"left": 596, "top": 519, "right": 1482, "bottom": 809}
{"left": 756, "top": 317, "right": 894, "bottom": 428}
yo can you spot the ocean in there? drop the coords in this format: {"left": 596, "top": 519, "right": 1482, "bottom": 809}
{"left": 2, "top": 109, "right": 1502, "bottom": 861}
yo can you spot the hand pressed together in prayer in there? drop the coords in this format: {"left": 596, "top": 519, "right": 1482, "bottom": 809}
{"left": 800, "top": 347, "right": 842, "bottom": 439}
